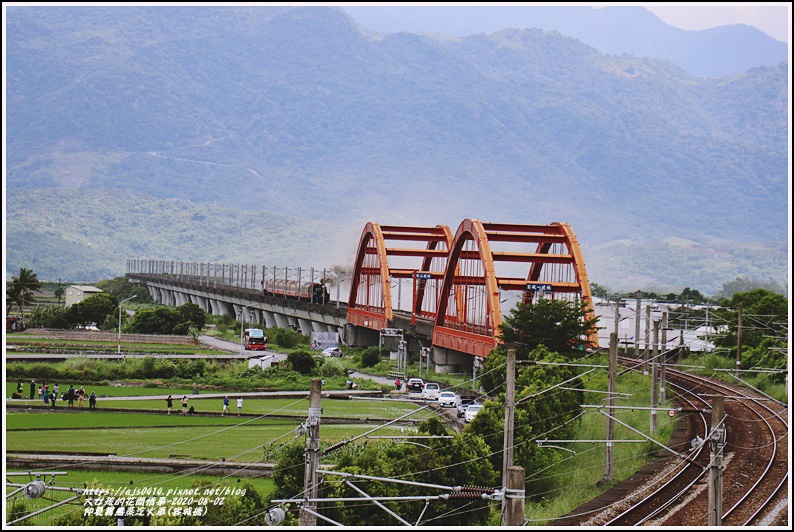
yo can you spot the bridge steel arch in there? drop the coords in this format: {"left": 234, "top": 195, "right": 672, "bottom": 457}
{"left": 432, "top": 220, "right": 598, "bottom": 365}
{"left": 347, "top": 223, "right": 453, "bottom": 337}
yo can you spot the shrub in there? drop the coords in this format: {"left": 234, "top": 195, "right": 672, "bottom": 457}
{"left": 359, "top": 347, "right": 381, "bottom": 368}
{"left": 272, "top": 328, "right": 305, "bottom": 349}
{"left": 318, "top": 358, "right": 346, "bottom": 377}
{"left": 287, "top": 350, "right": 316, "bottom": 375}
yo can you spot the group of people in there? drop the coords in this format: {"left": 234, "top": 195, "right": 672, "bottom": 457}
{"left": 17, "top": 381, "right": 97, "bottom": 410}
{"left": 166, "top": 394, "right": 244, "bottom": 416}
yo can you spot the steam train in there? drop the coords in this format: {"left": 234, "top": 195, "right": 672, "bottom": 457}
{"left": 262, "top": 279, "right": 330, "bottom": 304}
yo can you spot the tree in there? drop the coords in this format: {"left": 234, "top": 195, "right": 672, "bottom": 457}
{"left": 589, "top": 282, "right": 609, "bottom": 299}
{"left": 125, "top": 306, "right": 182, "bottom": 334}
{"left": 287, "top": 350, "right": 316, "bottom": 375}
{"left": 95, "top": 275, "right": 153, "bottom": 303}
{"left": 177, "top": 302, "right": 206, "bottom": 330}
{"left": 271, "top": 424, "right": 496, "bottom": 526}
{"left": 713, "top": 276, "right": 787, "bottom": 300}
{"left": 53, "top": 285, "right": 64, "bottom": 305}
{"left": 679, "top": 287, "right": 705, "bottom": 305}
{"left": 471, "top": 346, "right": 583, "bottom": 497}
{"left": 712, "top": 289, "right": 788, "bottom": 371}
{"left": 69, "top": 293, "right": 119, "bottom": 328}
{"left": 498, "top": 298, "right": 598, "bottom": 357}
{"left": 7, "top": 267, "right": 42, "bottom": 319}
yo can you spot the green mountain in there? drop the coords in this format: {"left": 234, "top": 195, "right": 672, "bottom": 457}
{"left": 4, "top": 6, "right": 789, "bottom": 294}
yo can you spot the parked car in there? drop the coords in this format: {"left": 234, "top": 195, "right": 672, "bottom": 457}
{"left": 321, "top": 346, "right": 343, "bottom": 357}
{"left": 464, "top": 403, "right": 483, "bottom": 423}
{"left": 406, "top": 378, "right": 425, "bottom": 393}
{"left": 422, "top": 382, "right": 440, "bottom": 401}
{"left": 456, "top": 395, "right": 477, "bottom": 417}
{"left": 438, "top": 391, "right": 460, "bottom": 408}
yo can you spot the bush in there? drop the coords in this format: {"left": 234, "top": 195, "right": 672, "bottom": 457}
{"left": 287, "top": 350, "right": 316, "bottom": 375}
{"left": 271, "top": 327, "right": 306, "bottom": 349}
{"left": 318, "top": 358, "right": 346, "bottom": 377}
{"left": 359, "top": 347, "right": 381, "bottom": 368}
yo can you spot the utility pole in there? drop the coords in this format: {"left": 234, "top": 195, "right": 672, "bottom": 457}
{"left": 644, "top": 305, "right": 651, "bottom": 374}
{"left": 502, "top": 348, "right": 516, "bottom": 525}
{"left": 604, "top": 332, "right": 617, "bottom": 482}
{"left": 634, "top": 292, "right": 641, "bottom": 362}
{"left": 660, "top": 312, "right": 667, "bottom": 405}
{"left": 736, "top": 303, "right": 743, "bottom": 378}
{"left": 300, "top": 378, "right": 323, "bottom": 526}
{"left": 650, "top": 320, "right": 660, "bottom": 434}
{"left": 503, "top": 465, "right": 526, "bottom": 526}
{"left": 613, "top": 296, "right": 621, "bottom": 345}
{"left": 708, "top": 395, "right": 725, "bottom": 526}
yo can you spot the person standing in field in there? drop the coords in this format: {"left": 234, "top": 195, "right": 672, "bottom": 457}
{"left": 77, "top": 387, "right": 86, "bottom": 408}
{"left": 166, "top": 395, "right": 173, "bottom": 414}
{"left": 50, "top": 391, "right": 57, "bottom": 409}
{"left": 181, "top": 396, "right": 188, "bottom": 416}
{"left": 237, "top": 397, "right": 243, "bottom": 416}
{"left": 67, "top": 385, "right": 76, "bottom": 407}
{"left": 89, "top": 391, "right": 97, "bottom": 411}
{"left": 222, "top": 396, "right": 230, "bottom": 416}
{"left": 30, "top": 380, "right": 36, "bottom": 400}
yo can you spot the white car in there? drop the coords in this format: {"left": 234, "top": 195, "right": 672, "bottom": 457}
{"left": 422, "top": 382, "right": 440, "bottom": 401}
{"left": 438, "top": 391, "right": 459, "bottom": 408}
{"left": 321, "top": 347, "right": 343, "bottom": 357}
{"left": 464, "top": 404, "right": 483, "bottom": 423}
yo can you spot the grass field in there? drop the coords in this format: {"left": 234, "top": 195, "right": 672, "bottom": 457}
{"left": 6, "top": 396, "right": 433, "bottom": 461}
{"left": 6, "top": 337, "right": 230, "bottom": 356}
{"left": 5, "top": 469, "right": 276, "bottom": 527}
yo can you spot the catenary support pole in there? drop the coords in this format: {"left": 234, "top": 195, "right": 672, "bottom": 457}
{"left": 503, "top": 466, "right": 525, "bottom": 526}
{"left": 736, "top": 303, "right": 743, "bottom": 378}
{"left": 300, "top": 378, "right": 323, "bottom": 526}
{"left": 604, "top": 332, "right": 617, "bottom": 481}
{"left": 501, "top": 348, "right": 516, "bottom": 524}
{"left": 708, "top": 395, "right": 724, "bottom": 526}
{"left": 650, "top": 319, "right": 660, "bottom": 434}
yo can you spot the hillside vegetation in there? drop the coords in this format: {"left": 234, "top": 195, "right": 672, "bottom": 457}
{"left": 5, "top": 6, "right": 788, "bottom": 293}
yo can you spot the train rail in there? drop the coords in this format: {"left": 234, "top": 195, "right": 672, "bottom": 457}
{"left": 560, "top": 360, "right": 788, "bottom": 526}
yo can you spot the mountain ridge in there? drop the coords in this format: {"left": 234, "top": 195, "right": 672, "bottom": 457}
{"left": 4, "top": 5, "right": 789, "bottom": 295}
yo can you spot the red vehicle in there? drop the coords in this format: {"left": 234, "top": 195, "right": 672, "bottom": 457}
{"left": 244, "top": 328, "right": 268, "bottom": 351}
{"left": 262, "top": 279, "right": 329, "bottom": 304}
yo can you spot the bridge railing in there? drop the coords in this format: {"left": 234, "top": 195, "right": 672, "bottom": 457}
{"left": 127, "top": 259, "right": 344, "bottom": 303}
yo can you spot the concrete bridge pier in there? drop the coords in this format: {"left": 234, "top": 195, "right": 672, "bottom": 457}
{"left": 162, "top": 289, "right": 176, "bottom": 307}
{"left": 273, "top": 313, "right": 290, "bottom": 329}
{"left": 431, "top": 346, "right": 474, "bottom": 374}
{"left": 208, "top": 299, "right": 223, "bottom": 316}
{"left": 190, "top": 295, "right": 209, "bottom": 313}
{"left": 298, "top": 318, "right": 315, "bottom": 336}
{"left": 261, "top": 310, "right": 277, "bottom": 329}
{"left": 147, "top": 285, "right": 160, "bottom": 303}
{"left": 218, "top": 301, "right": 235, "bottom": 319}
{"left": 344, "top": 324, "right": 380, "bottom": 348}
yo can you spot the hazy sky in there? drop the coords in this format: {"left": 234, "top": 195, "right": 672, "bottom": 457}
{"left": 342, "top": 3, "right": 791, "bottom": 44}
{"left": 3, "top": 3, "right": 789, "bottom": 42}
{"left": 640, "top": 2, "right": 791, "bottom": 43}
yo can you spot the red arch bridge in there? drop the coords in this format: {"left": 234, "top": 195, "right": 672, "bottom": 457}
{"left": 127, "top": 219, "right": 598, "bottom": 373}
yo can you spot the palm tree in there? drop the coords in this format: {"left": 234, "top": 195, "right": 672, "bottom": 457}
{"left": 8, "top": 267, "right": 42, "bottom": 321}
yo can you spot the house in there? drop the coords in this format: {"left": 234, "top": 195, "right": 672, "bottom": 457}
{"left": 65, "top": 285, "right": 103, "bottom": 307}
{"left": 248, "top": 354, "right": 284, "bottom": 370}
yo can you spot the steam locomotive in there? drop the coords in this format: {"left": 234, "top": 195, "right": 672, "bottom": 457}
{"left": 262, "top": 279, "right": 330, "bottom": 304}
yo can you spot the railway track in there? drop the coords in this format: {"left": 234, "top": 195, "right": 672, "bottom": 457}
{"left": 554, "top": 361, "right": 788, "bottom": 526}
